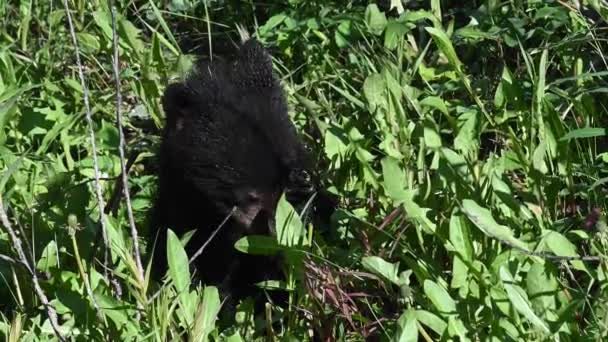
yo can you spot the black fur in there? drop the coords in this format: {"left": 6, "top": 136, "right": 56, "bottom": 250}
{"left": 150, "top": 39, "right": 322, "bottom": 309}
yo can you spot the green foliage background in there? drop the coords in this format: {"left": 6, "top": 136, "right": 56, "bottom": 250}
{"left": 0, "top": 0, "right": 607, "bottom": 340}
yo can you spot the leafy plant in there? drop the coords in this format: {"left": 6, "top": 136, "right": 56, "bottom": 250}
{"left": 0, "top": 0, "right": 607, "bottom": 340}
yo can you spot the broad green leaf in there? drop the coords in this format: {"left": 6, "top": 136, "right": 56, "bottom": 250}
{"left": 275, "top": 193, "right": 304, "bottom": 247}
{"left": 381, "top": 157, "right": 408, "bottom": 202}
{"left": 542, "top": 230, "right": 588, "bottom": 273}
{"left": 167, "top": 229, "right": 193, "bottom": 323}
{"left": 234, "top": 235, "right": 282, "bottom": 255}
{"left": 76, "top": 32, "right": 100, "bottom": 52}
{"left": 499, "top": 318, "right": 520, "bottom": 340}
{"left": 403, "top": 190, "right": 436, "bottom": 233}
{"left": 119, "top": 18, "right": 146, "bottom": 54}
{"left": 423, "top": 119, "right": 442, "bottom": 149}
{"left": 92, "top": 9, "right": 113, "bottom": 40}
{"left": 425, "top": 27, "right": 461, "bottom": 70}
{"left": 393, "top": 309, "right": 417, "bottom": 342}
{"left": 384, "top": 22, "right": 409, "bottom": 49}
{"left": 500, "top": 267, "right": 550, "bottom": 333}
{"left": 94, "top": 290, "right": 138, "bottom": 337}
{"left": 526, "top": 262, "right": 557, "bottom": 313}
{"left": 37, "top": 241, "right": 58, "bottom": 272}
{"left": 324, "top": 126, "right": 349, "bottom": 165}
{"left": 415, "top": 310, "right": 447, "bottom": 335}
{"left": 461, "top": 199, "right": 528, "bottom": 250}
{"left": 423, "top": 280, "right": 456, "bottom": 315}
{"left": 447, "top": 316, "right": 469, "bottom": 340}
{"left": 365, "top": 4, "right": 387, "bottom": 35}
{"left": 454, "top": 110, "right": 478, "bottom": 156}
{"left": 449, "top": 213, "right": 473, "bottom": 261}
{"left": 363, "top": 73, "right": 386, "bottom": 112}
{"left": 362, "top": 256, "right": 402, "bottom": 286}
{"left": 259, "top": 14, "right": 287, "bottom": 36}
{"left": 420, "top": 96, "right": 449, "bottom": 116}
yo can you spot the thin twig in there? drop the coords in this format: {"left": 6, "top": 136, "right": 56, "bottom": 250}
{"left": 0, "top": 253, "right": 19, "bottom": 265}
{"left": 189, "top": 207, "right": 236, "bottom": 263}
{"left": 62, "top": 0, "right": 111, "bottom": 281}
{"left": 147, "top": 207, "right": 236, "bottom": 305}
{"left": 509, "top": 244, "right": 603, "bottom": 262}
{"left": 109, "top": 1, "right": 144, "bottom": 283}
{"left": 0, "top": 197, "right": 65, "bottom": 341}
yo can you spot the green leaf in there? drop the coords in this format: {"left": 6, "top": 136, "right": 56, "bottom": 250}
{"left": 384, "top": 22, "right": 409, "bottom": 49}
{"left": 447, "top": 316, "right": 469, "bottom": 340}
{"left": 0, "top": 84, "right": 39, "bottom": 142}
{"left": 423, "top": 280, "right": 456, "bottom": 315}
{"left": 423, "top": 118, "right": 442, "bottom": 149}
{"left": 449, "top": 213, "right": 473, "bottom": 261}
{"left": 362, "top": 256, "right": 402, "bottom": 286}
{"left": 461, "top": 199, "right": 528, "bottom": 250}
{"left": 191, "top": 286, "right": 220, "bottom": 342}
{"left": 363, "top": 73, "right": 386, "bottom": 112}
{"left": 324, "top": 125, "right": 349, "bottom": 165}
{"left": 420, "top": 96, "right": 449, "bottom": 116}
{"left": 425, "top": 27, "right": 462, "bottom": 71}
{"left": 234, "top": 235, "right": 282, "bottom": 255}
{"left": 393, "top": 309, "right": 418, "bottom": 342}
{"left": 365, "top": 4, "right": 387, "bottom": 35}
{"left": 415, "top": 310, "right": 447, "bottom": 335}
{"left": 167, "top": 229, "right": 193, "bottom": 323}
{"left": 275, "top": 193, "right": 305, "bottom": 247}
{"left": 94, "top": 290, "right": 138, "bottom": 337}
{"left": 559, "top": 127, "right": 607, "bottom": 141}
{"left": 381, "top": 157, "right": 408, "bottom": 202}
{"left": 76, "top": 32, "right": 100, "bottom": 52}
{"left": 92, "top": 9, "right": 113, "bottom": 40}
{"left": 542, "top": 230, "right": 588, "bottom": 273}
{"left": 259, "top": 14, "right": 287, "bottom": 36}
{"left": 526, "top": 262, "right": 558, "bottom": 313}
{"left": 119, "top": 18, "right": 145, "bottom": 54}
{"left": 37, "top": 241, "right": 58, "bottom": 272}
{"left": 403, "top": 190, "right": 436, "bottom": 233}
{"left": 499, "top": 267, "right": 550, "bottom": 333}
{"left": 454, "top": 110, "right": 478, "bottom": 156}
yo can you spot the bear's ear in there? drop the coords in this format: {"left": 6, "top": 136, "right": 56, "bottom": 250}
{"left": 234, "top": 39, "right": 275, "bottom": 89}
{"left": 162, "top": 82, "right": 193, "bottom": 132}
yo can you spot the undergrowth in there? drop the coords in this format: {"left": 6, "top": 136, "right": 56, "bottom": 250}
{"left": 0, "top": 0, "right": 607, "bottom": 341}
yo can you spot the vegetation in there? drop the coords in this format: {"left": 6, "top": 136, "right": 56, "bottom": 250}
{"left": 1, "top": 0, "right": 608, "bottom": 340}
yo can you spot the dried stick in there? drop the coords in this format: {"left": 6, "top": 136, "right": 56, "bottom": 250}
{"left": 110, "top": 1, "right": 145, "bottom": 283}
{"left": 62, "top": 0, "right": 111, "bottom": 280}
{"left": 0, "top": 197, "right": 65, "bottom": 341}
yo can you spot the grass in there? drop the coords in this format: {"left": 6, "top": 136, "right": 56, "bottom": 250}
{"left": 1, "top": 0, "right": 608, "bottom": 340}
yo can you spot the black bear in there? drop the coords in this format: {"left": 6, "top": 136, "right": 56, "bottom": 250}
{"left": 150, "top": 37, "right": 324, "bottom": 309}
